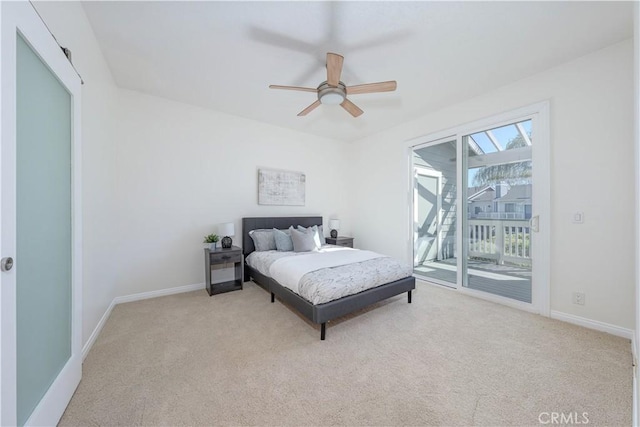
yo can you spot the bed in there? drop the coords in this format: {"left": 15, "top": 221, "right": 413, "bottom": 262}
{"left": 242, "top": 216, "right": 415, "bottom": 340}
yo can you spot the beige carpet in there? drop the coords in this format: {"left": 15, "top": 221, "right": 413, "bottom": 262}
{"left": 60, "top": 281, "right": 632, "bottom": 426}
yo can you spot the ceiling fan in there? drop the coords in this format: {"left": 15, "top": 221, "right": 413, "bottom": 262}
{"left": 269, "top": 52, "right": 397, "bottom": 118}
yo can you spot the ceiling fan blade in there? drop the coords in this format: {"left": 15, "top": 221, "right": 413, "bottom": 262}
{"left": 346, "top": 81, "right": 397, "bottom": 95}
{"left": 269, "top": 85, "right": 318, "bottom": 93}
{"left": 297, "top": 100, "right": 321, "bottom": 116}
{"left": 340, "top": 98, "right": 363, "bottom": 118}
{"left": 326, "top": 52, "right": 344, "bottom": 87}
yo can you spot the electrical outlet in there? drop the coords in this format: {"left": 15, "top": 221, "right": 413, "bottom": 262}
{"left": 572, "top": 292, "right": 585, "bottom": 305}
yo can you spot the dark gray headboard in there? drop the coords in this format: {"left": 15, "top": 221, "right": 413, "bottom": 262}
{"left": 242, "top": 216, "right": 322, "bottom": 257}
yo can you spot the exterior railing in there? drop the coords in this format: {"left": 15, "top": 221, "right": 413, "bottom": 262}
{"left": 468, "top": 219, "right": 531, "bottom": 266}
{"left": 471, "top": 212, "right": 526, "bottom": 220}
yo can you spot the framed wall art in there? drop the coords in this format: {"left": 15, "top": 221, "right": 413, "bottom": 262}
{"left": 258, "top": 169, "right": 306, "bottom": 206}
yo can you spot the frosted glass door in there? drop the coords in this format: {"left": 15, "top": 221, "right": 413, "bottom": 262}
{"left": 16, "top": 34, "right": 72, "bottom": 426}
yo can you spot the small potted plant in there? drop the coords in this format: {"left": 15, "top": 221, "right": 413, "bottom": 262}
{"left": 204, "top": 233, "right": 220, "bottom": 250}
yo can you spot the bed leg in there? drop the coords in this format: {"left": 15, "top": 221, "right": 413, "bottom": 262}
{"left": 321, "top": 323, "right": 326, "bottom": 341}
{"left": 408, "top": 290, "right": 412, "bottom": 303}
{"left": 271, "top": 292, "right": 275, "bottom": 303}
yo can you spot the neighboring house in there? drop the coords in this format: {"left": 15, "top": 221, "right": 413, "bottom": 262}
{"left": 468, "top": 183, "right": 532, "bottom": 219}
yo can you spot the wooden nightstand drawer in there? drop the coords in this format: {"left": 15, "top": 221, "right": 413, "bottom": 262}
{"left": 325, "top": 237, "right": 354, "bottom": 248}
{"left": 210, "top": 252, "right": 241, "bottom": 264}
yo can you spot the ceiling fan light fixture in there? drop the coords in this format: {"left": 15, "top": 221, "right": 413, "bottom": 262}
{"left": 320, "top": 91, "right": 345, "bottom": 105}
{"left": 269, "top": 53, "right": 397, "bottom": 118}
{"left": 317, "top": 81, "right": 346, "bottom": 105}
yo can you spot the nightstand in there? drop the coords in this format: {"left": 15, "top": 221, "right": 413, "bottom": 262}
{"left": 325, "top": 236, "right": 354, "bottom": 248}
{"left": 204, "top": 246, "right": 243, "bottom": 296}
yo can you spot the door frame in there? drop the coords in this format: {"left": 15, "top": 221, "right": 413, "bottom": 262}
{"left": 413, "top": 166, "right": 442, "bottom": 264}
{"left": 0, "top": 2, "right": 82, "bottom": 426}
{"left": 409, "top": 136, "right": 456, "bottom": 288}
{"left": 407, "top": 101, "right": 550, "bottom": 316}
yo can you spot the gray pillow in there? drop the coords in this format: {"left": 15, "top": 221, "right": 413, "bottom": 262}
{"left": 297, "top": 225, "right": 324, "bottom": 248}
{"left": 273, "top": 227, "right": 293, "bottom": 252}
{"left": 249, "top": 229, "right": 276, "bottom": 251}
{"left": 291, "top": 227, "right": 317, "bottom": 252}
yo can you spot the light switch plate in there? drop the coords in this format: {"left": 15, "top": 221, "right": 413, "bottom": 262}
{"left": 572, "top": 211, "right": 584, "bottom": 224}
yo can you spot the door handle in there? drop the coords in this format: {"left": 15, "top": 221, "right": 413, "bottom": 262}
{"left": 530, "top": 216, "right": 540, "bottom": 233}
{"left": 1, "top": 257, "right": 14, "bottom": 272}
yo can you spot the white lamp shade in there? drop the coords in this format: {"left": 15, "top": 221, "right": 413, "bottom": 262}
{"left": 219, "top": 222, "right": 235, "bottom": 237}
{"left": 329, "top": 219, "right": 340, "bottom": 230}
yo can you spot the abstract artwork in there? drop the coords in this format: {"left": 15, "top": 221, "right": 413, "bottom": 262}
{"left": 258, "top": 169, "right": 306, "bottom": 206}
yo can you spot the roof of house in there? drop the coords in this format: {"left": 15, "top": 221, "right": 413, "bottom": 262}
{"left": 469, "top": 190, "right": 496, "bottom": 202}
{"left": 467, "top": 186, "right": 494, "bottom": 202}
{"left": 496, "top": 184, "right": 531, "bottom": 202}
{"left": 467, "top": 183, "right": 532, "bottom": 203}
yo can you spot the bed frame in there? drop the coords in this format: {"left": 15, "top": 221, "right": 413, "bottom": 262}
{"left": 242, "top": 216, "right": 415, "bottom": 340}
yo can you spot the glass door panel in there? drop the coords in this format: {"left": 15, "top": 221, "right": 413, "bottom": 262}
{"left": 412, "top": 140, "right": 457, "bottom": 286}
{"left": 16, "top": 34, "right": 72, "bottom": 426}
{"left": 463, "top": 120, "right": 533, "bottom": 302}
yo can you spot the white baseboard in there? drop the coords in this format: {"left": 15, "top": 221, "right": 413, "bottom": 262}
{"left": 82, "top": 282, "right": 205, "bottom": 360}
{"left": 113, "top": 282, "right": 205, "bottom": 305}
{"left": 550, "top": 310, "right": 634, "bottom": 340}
{"left": 81, "top": 299, "right": 116, "bottom": 360}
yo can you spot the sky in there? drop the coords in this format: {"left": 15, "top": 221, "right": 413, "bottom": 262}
{"left": 467, "top": 119, "right": 532, "bottom": 186}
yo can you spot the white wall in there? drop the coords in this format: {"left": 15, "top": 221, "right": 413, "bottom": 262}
{"left": 25, "top": 2, "right": 352, "bottom": 347}
{"left": 113, "top": 89, "right": 351, "bottom": 296}
{"left": 32, "top": 2, "right": 119, "bottom": 347}
{"left": 348, "top": 40, "right": 635, "bottom": 330}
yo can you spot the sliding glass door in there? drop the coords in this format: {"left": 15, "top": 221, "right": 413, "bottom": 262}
{"left": 410, "top": 104, "right": 549, "bottom": 313}
{"left": 412, "top": 138, "right": 457, "bottom": 287}
{"left": 462, "top": 119, "right": 533, "bottom": 303}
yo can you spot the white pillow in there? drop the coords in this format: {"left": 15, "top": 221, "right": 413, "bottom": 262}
{"left": 297, "top": 225, "right": 323, "bottom": 249}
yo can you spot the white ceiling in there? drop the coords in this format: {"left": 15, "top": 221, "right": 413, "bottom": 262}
{"left": 82, "top": 1, "right": 633, "bottom": 142}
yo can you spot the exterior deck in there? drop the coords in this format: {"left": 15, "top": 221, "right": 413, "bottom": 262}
{"left": 414, "top": 258, "right": 532, "bottom": 303}
{"left": 414, "top": 217, "right": 532, "bottom": 303}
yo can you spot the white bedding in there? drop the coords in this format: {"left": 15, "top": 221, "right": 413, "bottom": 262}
{"left": 246, "top": 246, "right": 413, "bottom": 304}
{"left": 269, "top": 248, "right": 383, "bottom": 294}
{"left": 245, "top": 249, "right": 310, "bottom": 276}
